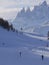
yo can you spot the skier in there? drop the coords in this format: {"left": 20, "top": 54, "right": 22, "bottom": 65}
{"left": 46, "top": 43, "right": 48, "bottom": 47}
{"left": 2, "top": 43, "right": 5, "bottom": 46}
{"left": 19, "top": 51, "right": 22, "bottom": 57}
{"left": 41, "top": 55, "right": 44, "bottom": 60}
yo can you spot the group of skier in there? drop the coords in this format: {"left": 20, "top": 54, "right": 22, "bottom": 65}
{"left": 19, "top": 43, "right": 49, "bottom": 61}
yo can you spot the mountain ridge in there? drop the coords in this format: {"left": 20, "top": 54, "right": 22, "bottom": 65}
{"left": 13, "top": 1, "right": 49, "bottom": 35}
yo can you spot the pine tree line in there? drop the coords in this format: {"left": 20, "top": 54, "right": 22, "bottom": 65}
{"left": 0, "top": 18, "right": 14, "bottom": 31}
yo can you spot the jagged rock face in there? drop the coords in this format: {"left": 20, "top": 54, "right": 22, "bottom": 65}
{"left": 12, "top": 1, "right": 49, "bottom": 35}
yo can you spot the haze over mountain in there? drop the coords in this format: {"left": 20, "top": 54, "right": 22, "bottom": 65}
{"left": 13, "top": 1, "right": 49, "bottom": 35}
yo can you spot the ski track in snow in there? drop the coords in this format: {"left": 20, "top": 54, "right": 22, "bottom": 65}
{"left": 32, "top": 47, "right": 49, "bottom": 57}
{"left": 0, "top": 28, "right": 49, "bottom": 65}
{"left": 24, "top": 33, "right": 47, "bottom": 41}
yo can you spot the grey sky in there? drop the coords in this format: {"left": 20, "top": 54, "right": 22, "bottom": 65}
{"left": 0, "top": 0, "right": 49, "bottom": 20}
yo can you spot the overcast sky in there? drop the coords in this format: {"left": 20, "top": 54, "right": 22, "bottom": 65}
{"left": 0, "top": 0, "right": 49, "bottom": 20}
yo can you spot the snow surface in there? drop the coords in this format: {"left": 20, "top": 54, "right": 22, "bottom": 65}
{"left": 0, "top": 27, "right": 49, "bottom": 65}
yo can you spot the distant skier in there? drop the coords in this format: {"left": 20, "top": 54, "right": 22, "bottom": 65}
{"left": 19, "top": 51, "right": 22, "bottom": 57}
{"left": 41, "top": 55, "right": 44, "bottom": 60}
{"left": 2, "top": 43, "right": 5, "bottom": 46}
{"left": 46, "top": 43, "right": 48, "bottom": 47}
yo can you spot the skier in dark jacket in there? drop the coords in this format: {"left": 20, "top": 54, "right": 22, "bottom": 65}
{"left": 41, "top": 55, "right": 44, "bottom": 60}
{"left": 19, "top": 51, "right": 21, "bottom": 57}
{"left": 46, "top": 43, "right": 48, "bottom": 47}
